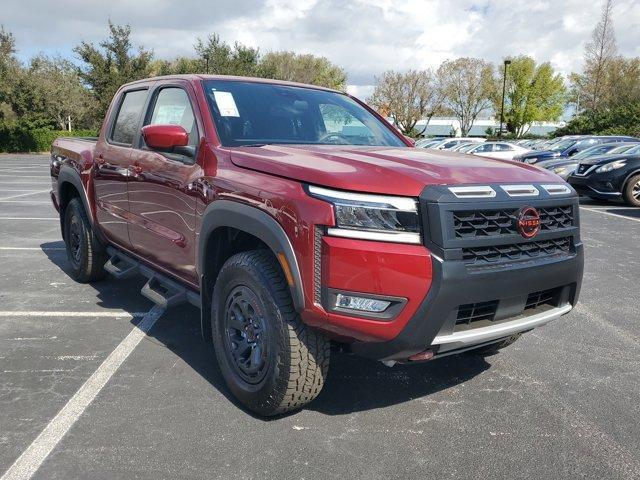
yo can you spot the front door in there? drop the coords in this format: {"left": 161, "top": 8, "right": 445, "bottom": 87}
{"left": 127, "top": 85, "right": 203, "bottom": 286}
{"left": 93, "top": 88, "right": 149, "bottom": 249}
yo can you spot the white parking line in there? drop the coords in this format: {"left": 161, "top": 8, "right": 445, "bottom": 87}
{"left": 0, "top": 311, "right": 146, "bottom": 318}
{"left": 0, "top": 247, "right": 64, "bottom": 251}
{"left": 0, "top": 306, "right": 164, "bottom": 480}
{"left": 0, "top": 190, "right": 49, "bottom": 201}
{"left": 580, "top": 206, "right": 640, "bottom": 223}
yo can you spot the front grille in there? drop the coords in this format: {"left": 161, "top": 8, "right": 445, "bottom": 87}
{"left": 525, "top": 287, "right": 561, "bottom": 310}
{"left": 462, "top": 236, "right": 572, "bottom": 264}
{"left": 453, "top": 205, "right": 573, "bottom": 238}
{"left": 456, "top": 300, "right": 499, "bottom": 326}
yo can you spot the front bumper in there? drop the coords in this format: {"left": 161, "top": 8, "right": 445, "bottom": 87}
{"left": 352, "top": 245, "right": 583, "bottom": 361}
{"left": 569, "top": 172, "right": 625, "bottom": 198}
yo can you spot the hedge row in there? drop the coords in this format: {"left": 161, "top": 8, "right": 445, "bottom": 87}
{"left": 0, "top": 125, "right": 98, "bottom": 153}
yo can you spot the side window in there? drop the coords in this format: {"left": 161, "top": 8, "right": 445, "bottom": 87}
{"left": 111, "top": 90, "right": 148, "bottom": 145}
{"left": 319, "top": 104, "right": 374, "bottom": 142}
{"left": 147, "top": 88, "right": 198, "bottom": 147}
{"left": 476, "top": 144, "right": 492, "bottom": 153}
{"left": 496, "top": 143, "right": 513, "bottom": 151}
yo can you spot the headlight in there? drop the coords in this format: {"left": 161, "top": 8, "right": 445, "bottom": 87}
{"left": 307, "top": 185, "right": 421, "bottom": 244}
{"left": 596, "top": 160, "right": 626, "bottom": 173}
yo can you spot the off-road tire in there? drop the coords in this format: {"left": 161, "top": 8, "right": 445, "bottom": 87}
{"left": 211, "top": 250, "right": 330, "bottom": 416}
{"left": 623, "top": 174, "right": 640, "bottom": 207}
{"left": 472, "top": 334, "right": 521, "bottom": 356}
{"left": 63, "top": 197, "right": 107, "bottom": 283}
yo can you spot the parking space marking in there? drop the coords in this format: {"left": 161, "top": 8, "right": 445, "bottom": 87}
{"left": 580, "top": 206, "right": 640, "bottom": 223}
{"left": 0, "top": 311, "right": 146, "bottom": 318}
{"left": 0, "top": 190, "right": 49, "bottom": 201}
{"left": 0, "top": 305, "right": 164, "bottom": 480}
{"left": 0, "top": 247, "right": 64, "bottom": 251}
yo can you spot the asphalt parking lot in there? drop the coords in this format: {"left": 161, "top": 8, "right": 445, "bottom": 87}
{"left": 0, "top": 153, "right": 639, "bottom": 480}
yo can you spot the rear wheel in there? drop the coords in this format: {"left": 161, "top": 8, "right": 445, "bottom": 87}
{"left": 623, "top": 174, "right": 640, "bottom": 207}
{"left": 63, "top": 198, "right": 107, "bottom": 283}
{"left": 211, "top": 250, "right": 330, "bottom": 416}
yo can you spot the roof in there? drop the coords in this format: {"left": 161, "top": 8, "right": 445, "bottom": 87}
{"left": 124, "top": 74, "right": 342, "bottom": 94}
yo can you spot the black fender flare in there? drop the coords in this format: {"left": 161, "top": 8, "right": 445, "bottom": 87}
{"left": 57, "top": 166, "right": 93, "bottom": 227}
{"left": 198, "top": 200, "right": 306, "bottom": 339}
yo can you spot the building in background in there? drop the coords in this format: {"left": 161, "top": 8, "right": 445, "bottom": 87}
{"left": 411, "top": 117, "right": 565, "bottom": 138}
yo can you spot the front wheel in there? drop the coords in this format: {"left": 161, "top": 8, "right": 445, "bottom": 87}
{"left": 63, "top": 197, "right": 107, "bottom": 283}
{"left": 211, "top": 250, "right": 330, "bottom": 416}
{"left": 623, "top": 174, "right": 640, "bottom": 207}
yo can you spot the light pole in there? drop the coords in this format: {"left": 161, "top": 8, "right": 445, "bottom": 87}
{"left": 499, "top": 59, "right": 511, "bottom": 138}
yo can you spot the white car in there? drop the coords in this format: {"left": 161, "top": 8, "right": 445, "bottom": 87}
{"left": 465, "top": 142, "right": 530, "bottom": 160}
{"left": 432, "top": 137, "right": 485, "bottom": 150}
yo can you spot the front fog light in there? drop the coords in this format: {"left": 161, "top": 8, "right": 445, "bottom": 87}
{"left": 335, "top": 294, "right": 390, "bottom": 313}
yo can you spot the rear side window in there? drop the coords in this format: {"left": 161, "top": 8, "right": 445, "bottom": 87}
{"left": 111, "top": 90, "right": 148, "bottom": 145}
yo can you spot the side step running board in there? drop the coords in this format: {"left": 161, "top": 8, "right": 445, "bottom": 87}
{"left": 105, "top": 247, "right": 201, "bottom": 309}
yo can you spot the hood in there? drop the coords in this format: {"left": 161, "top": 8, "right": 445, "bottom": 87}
{"left": 536, "top": 158, "right": 580, "bottom": 169}
{"left": 576, "top": 153, "right": 640, "bottom": 166}
{"left": 229, "top": 145, "right": 561, "bottom": 196}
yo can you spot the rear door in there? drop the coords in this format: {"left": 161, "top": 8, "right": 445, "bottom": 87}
{"left": 93, "top": 87, "right": 149, "bottom": 249}
{"left": 127, "top": 83, "right": 204, "bottom": 286}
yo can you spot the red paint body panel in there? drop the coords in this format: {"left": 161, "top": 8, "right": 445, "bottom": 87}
{"left": 313, "top": 237, "right": 433, "bottom": 341}
{"left": 49, "top": 74, "right": 569, "bottom": 346}
{"left": 141, "top": 124, "right": 189, "bottom": 149}
{"left": 230, "top": 144, "right": 561, "bottom": 196}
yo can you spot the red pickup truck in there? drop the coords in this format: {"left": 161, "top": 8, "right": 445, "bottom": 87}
{"left": 50, "top": 75, "right": 583, "bottom": 415}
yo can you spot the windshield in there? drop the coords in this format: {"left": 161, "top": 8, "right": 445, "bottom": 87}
{"left": 203, "top": 80, "right": 405, "bottom": 147}
{"left": 458, "top": 144, "right": 478, "bottom": 153}
{"left": 572, "top": 144, "right": 615, "bottom": 160}
{"left": 626, "top": 145, "right": 640, "bottom": 154}
{"left": 548, "top": 139, "right": 577, "bottom": 152}
{"left": 609, "top": 144, "right": 638, "bottom": 154}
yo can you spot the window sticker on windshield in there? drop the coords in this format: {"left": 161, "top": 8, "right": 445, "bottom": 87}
{"left": 213, "top": 91, "right": 240, "bottom": 117}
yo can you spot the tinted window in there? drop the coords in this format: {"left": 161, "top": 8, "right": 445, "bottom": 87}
{"left": 147, "top": 88, "right": 198, "bottom": 147}
{"left": 495, "top": 143, "right": 513, "bottom": 151}
{"left": 475, "top": 144, "right": 493, "bottom": 153}
{"left": 203, "top": 80, "right": 404, "bottom": 147}
{"left": 111, "top": 90, "right": 147, "bottom": 145}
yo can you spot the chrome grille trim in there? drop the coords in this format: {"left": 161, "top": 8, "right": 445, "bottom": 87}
{"left": 499, "top": 184, "right": 539, "bottom": 196}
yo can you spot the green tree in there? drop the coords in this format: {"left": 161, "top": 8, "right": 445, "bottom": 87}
{"left": 438, "top": 58, "right": 496, "bottom": 136}
{"left": 195, "top": 34, "right": 260, "bottom": 76}
{"left": 496, "top": 56, "right": 566, "bottom": 137}
{"left": 258, "top": 51, "right": 347, "bottom": 90}
{"left": 368, "top": 69, "right": 444, "bottom": 135}
{"left": 0, "top": 26, "right": 20, "bottom": 121}
{"left": 74, "top": 21, "right": 153, "bottom": 121}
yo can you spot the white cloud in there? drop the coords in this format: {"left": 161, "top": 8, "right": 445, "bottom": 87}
{"left": 4, "top": 0, "right": 640, "bottom": 90}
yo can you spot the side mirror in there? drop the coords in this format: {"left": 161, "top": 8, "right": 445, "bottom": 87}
{"left": 403, "top": 135, "right": 416, "bottom": 147}
{"left": 142, "top": 124, "right": 189, "bottom": 150}
{"left": 567, "top": 148, "right": 578, "bottom": 157}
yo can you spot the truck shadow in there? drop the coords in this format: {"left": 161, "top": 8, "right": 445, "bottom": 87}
{"left": 41, "top": 241, "right": 490, "bottom": 418}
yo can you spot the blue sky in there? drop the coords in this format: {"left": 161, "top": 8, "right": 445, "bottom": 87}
{"left": 4, "top": 0, "right": 640, "bottom": 99}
